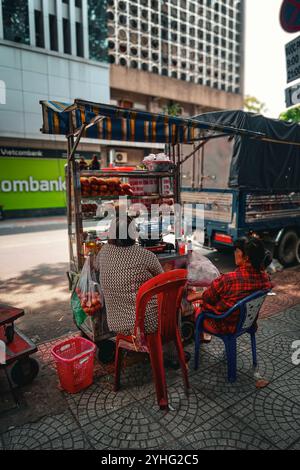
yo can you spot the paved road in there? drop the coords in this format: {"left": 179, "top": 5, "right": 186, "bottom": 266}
{"left": 0, "top": 217, "right": 236, "bottom": 342}
{"left": 0, "top": 222, "right": 74, "bottom": 342}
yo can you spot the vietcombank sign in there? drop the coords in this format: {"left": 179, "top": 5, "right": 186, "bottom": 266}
{"left": 0, "top": 157, "right": 67, "bottom": 212}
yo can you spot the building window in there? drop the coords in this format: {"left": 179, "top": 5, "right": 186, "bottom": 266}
{"left": 76, "top": 22, "right": 84, "bottom": 57}
{"left": 63, "top": 18, "right": 71, "bottom": 54}
{"left": 88, "top": 0, "right": 108, "bottom": 62}
{"left": 105, "top": 0, "right": 243, "bottom": 91}
{"left": 2, "top": 0, "right": 30, "bottom": 45}
{"left": 49, "top": 14, "right": 58, "bottom": 51}
{"left": 34, "top": 10, "right": 44, "bottom": 48}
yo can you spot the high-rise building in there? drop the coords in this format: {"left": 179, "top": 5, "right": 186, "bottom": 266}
{"left": 107, "top": 0, "right": 244, "bottom": 114}
{"left": 0, "top": 0, "right": 245, "bottom": 218}
{"left": 0, "top": 0, "right": 110, "bottom": 217}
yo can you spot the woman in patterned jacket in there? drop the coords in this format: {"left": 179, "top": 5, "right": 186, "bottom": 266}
{"left": 97, "top": 216, "right": 190, "bottom": 368}
{"left": 97, "top": 216, "right": 163, "bottom": 335}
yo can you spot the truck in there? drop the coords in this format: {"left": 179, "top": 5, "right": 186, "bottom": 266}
{"left": 180, "top": 110, "right": 300, "bottom": 267}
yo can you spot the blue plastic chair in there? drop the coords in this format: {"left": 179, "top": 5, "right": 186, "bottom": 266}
{"left": 194, "top": 290, "right": 270, "bottom": 383}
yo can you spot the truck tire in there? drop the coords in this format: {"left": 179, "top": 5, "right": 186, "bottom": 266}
{"left": 296, "top": 239, "right": 300, "bottom": 264}
{"left": 277, "top": 230, "right": 299, "bottom": 267}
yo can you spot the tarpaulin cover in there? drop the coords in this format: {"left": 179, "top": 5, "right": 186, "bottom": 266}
{"left": 194, "top": 110, "right": 300, "bottom": 191}
{"left": 40, "top": 100, "right": 262, "bottom": 145}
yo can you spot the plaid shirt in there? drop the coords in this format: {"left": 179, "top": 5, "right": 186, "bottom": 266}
{"left": 200, "top": 263, "right": 272, "bottom": 334}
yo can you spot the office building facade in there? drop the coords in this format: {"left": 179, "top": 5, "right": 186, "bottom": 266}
{"left": 108, "top": 0, "right": 244, "bottom": 114}
{"left": 0, "top": 0, "right": 110, "bottom": 217}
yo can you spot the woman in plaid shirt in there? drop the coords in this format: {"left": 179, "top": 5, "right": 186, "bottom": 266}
{"left": 188, "top": 237, "right": 272, "bottom": 336}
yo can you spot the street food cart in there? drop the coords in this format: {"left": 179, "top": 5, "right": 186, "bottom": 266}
{"left": 0, "top": 305, "right": 39, "bottom": 405}
{"left": 40, "top": 100, "right": 262, "bottom": 361}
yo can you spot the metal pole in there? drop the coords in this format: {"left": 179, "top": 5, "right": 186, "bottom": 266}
{"left": 200, "top": 144, "right": 205, "bottom": 190}
{"left": 66, "top": 137, "right": 74, "bottom": 274}
{"left": 179, "top": 141, "right": 206, "bottom": 167}
{"left": 192, "top": 142, "right": 196, "bottom": 190}
{"left": 68, "top": 124, "right": 87, "bottom": 161}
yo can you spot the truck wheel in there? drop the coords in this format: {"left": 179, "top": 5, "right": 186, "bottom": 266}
{"left": 11, "top": 358, "right": 39, "bottom": 387}
{"left": 277, "top": 230, "right": 299, "bottom": 267}
{"left": 296, "top": 240, "right": 300, "bottom": 264}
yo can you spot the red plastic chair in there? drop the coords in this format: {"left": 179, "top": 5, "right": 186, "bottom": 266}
{"left": 114, "top": 269, "right": 189, "bottom": 410}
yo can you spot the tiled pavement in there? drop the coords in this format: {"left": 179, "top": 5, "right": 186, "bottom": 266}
{"left": 0, "top": 305, "right": 299, "bottom": 450}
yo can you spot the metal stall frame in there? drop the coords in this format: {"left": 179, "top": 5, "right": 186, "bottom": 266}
{"left": 40, "top": 100, "right": 264, "bottom": 347}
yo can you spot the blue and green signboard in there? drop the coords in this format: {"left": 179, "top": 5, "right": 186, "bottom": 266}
{"left": 0, "top": 147, "right": 95, "bottom": 216}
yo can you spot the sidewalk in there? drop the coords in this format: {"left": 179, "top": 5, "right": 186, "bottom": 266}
{"left": 0, "top": 301, "right": 299, "bottom": 450}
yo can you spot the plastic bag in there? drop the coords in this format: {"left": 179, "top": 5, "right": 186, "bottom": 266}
{"left": 187, "top": 252, "right": 220, "bottom": 287}
{"left": 71, "top": 256, "right": 103, "bottom": 327}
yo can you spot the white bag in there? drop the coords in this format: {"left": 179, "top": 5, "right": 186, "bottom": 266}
{"left": 188, "top": 252, "right": 220, "bottom": 287}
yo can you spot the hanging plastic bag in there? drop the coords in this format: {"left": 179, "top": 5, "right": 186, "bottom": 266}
{"left": 71, "top": 255, "right": 103, "bottom": 327}
{"left": 187, "top": 252, "right": 220, "bottom": 287}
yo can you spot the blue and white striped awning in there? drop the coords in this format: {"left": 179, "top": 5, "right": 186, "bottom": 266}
{"left": 40, "top": 99, "right": 264, "bottom": 144}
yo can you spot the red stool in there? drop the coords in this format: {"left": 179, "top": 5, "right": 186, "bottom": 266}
{"left": 114, "top": 270, "right": 190, "bottom": 410}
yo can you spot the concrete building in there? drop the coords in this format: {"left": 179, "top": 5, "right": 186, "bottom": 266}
{"left": 107, "top": 0, "right": 244, "bottom": 114}
{"left": 0, "top": 0, "right": 111, "bottom": 217}
{"left": 0, "top": 0, "right": 245, "bottom": 218}
{"left": 0, "top": 0, "right": 109, "bottom": 141}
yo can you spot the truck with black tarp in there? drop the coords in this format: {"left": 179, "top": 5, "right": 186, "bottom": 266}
{"left": 181, "top": 110, "right": 300, "bottom": 266}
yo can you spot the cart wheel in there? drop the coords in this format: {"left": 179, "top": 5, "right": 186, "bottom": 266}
{"left": 97, "top": 340, "right": 116, "bottom": 364}
{"left": 11, "top": 358, "right": 39, "bottom": 387}
{"left": 181, "top": 321, "right": 195, "bottom": 344}
{"left": 5, "top": 325, "right": 15, "bottom": 344}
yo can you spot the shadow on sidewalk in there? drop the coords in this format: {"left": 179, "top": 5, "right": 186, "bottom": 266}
{"left": 0, "top": 262, "right": 75, "bottom": 342}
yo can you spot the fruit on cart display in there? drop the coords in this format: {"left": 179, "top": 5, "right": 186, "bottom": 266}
{"left": 75, "top": 288, "right": 102, "bottom": 316}
{"left": 71, "top": 256, "right": 104, "bottom": 327}
{"left": 82, "top": 203, "right": 98, "bottom": 217}
{"left": 80, "top": 176, "right": 134, "bottom": 197}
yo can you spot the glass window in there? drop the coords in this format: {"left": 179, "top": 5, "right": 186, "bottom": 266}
{"left": 34, "top": 10, "right": 44, "bottom": 48}
{"left": 76, "top": 22, "right": 84, "bottom": 57}
{"left": 88, "top": 0, "right": 108, "bottom": 62}
{"left": 63, "top": 18, "right": 71, "bottom": 54}
{"left": 2, "top": 0, "right": 30, "bottom": 45}
{"left": 49, "top": 14, "right": 58, "bottom": 51}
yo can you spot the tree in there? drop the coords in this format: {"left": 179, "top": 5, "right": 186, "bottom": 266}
{"left": 244, "top": 95, "right": 268, "bottom": 114}
{"left": 162, "top": 102, "right": 182, "bottom": 117}
{"left": 279, "top": 107, "right": 300, "bottom": 123}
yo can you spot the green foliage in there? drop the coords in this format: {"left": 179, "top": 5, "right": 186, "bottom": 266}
{"left": 279, "top": 107, "right": 300, "bottom": 123}
{"left": 162, "top": 102, "right": 182, "bottom": 117}
{"left": 244, "top": 95, "right": 267, "bottom": 114}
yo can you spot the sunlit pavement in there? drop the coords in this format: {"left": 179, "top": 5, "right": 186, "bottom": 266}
{"left": 0, "top": 303, "right": 299, "bottom": 450}
{"left": 1, "top": 218, "right": 300, "bottom": 449}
